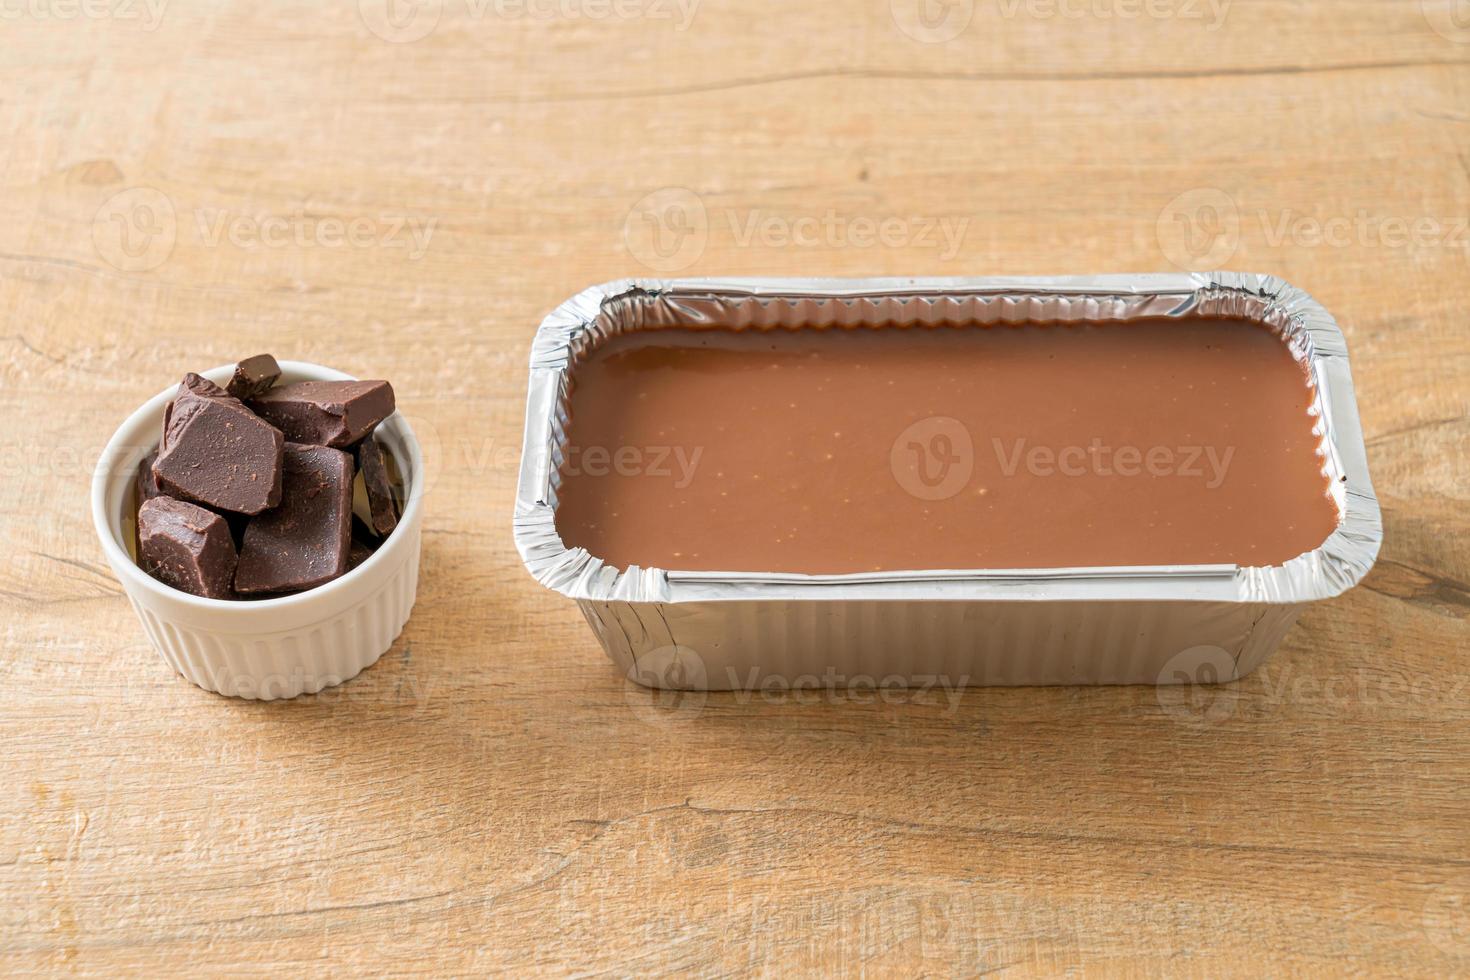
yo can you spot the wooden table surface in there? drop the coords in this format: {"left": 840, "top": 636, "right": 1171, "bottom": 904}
{"left": 2, "top": 1, "right": 1468, "bottom": 975}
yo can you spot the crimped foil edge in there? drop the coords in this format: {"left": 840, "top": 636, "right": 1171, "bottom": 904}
{"left": 514, "top": 273, "right": 1380, "bottom": 607}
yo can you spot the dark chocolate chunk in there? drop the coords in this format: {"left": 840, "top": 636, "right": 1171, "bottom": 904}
{"left": 347, "top": 539, "right": 375, "bottom": 571}
{"left": 153, "top": 375, "right": 284, "bottom": 515}
{"left": 135, "top": 449, "right": 164, "bottom": 505}
{"left": 248, "top": 380, "right": 395, "bottom": 449}
{"left": 134, "top": 449, "right": 164, "bottom": 558}
{"left": 160, "top": 373, "right": 231, "bottom": 451}
{"left": 234, "top": 443, "right": 354, "bottom": 595}
{"left": 137, "top": 497, "right": 238, "bottom": 599}
{"left": 356, "top": 435, "right": 399, "bottom": 537}
{"left": 183, "top": 372, "right": 230, "bottom": 398}
{"left": 348, "top": 517, "right": 378, "bottom": 571}
{"left": 226, "top": 353, "right": 281, "bottom": 400}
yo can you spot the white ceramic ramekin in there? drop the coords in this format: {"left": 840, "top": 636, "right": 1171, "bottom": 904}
{"left": 92, "top": 361, "right": 424, "bottom": 700}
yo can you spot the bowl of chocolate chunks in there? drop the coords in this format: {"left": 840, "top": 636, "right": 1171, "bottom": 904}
{"left": 91, "top": 356, "right": 424, "bottom": 700}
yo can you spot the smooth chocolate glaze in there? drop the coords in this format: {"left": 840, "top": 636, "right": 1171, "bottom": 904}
{"left": 554, "top": 318, "right": 1340, "bottom": 573}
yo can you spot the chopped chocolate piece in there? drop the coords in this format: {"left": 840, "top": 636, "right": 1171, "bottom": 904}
{"left": 161, "top": 373, "right": 231, "bottom": 451}
{"left": 137, "top": 497, "right": 238, "bottom": 599}
{"left": 356, "top": 435, "right": 399, "bottom": 537}
{"left": 347, "top": 514, "right": 385, "bottom": 570}
{"left": 248, "top": 380, "right": 395, "bottom": 449}
{"left": 135, "top": 449, "right": 164, "bottom": 505}
{"left": 351, "top": 514, "right": 380, "bottom": 543}
{"left": 348, "top": 518, "right": 379, "bottom": 570}
{"left": 234, "top": 444, "right": 354, "bottom": 595}
{"left": 184, "top": 372, "right": 231, "bottom": 398}
{"left": 133, "top": 449, "right": 165, "bottom": 558}
{"left": 153, "top": 376, "right": 284, "bottom": 515}
{"left": 226, "top": 353, "right": 282, "bottom": 400}
{"left": 347, "top": 538, "right": 375, "bottom": 571}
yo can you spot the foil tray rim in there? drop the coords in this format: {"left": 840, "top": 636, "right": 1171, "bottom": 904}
{"left": 514, "top": 272, "right": 1382, "bottom": 607}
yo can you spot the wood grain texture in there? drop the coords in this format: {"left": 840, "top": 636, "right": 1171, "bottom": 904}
{"left": 1, "top": 1, "right": 1468, "bottom": 975}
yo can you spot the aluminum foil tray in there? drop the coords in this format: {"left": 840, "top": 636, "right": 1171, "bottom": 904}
{"left": 514, "top": 273, "right": 1381, "bottom": 688}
